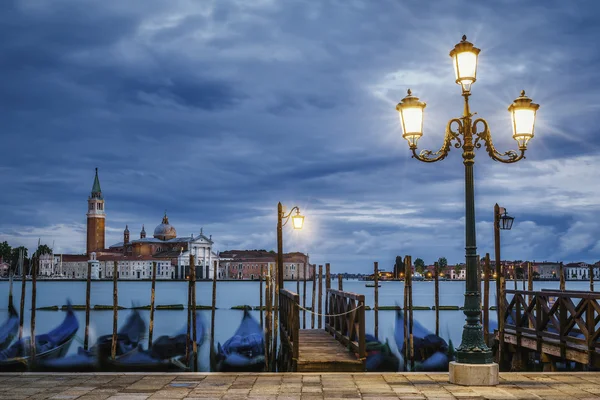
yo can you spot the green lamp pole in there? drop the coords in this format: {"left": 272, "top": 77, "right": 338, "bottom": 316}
{"left": 277, "top": 202, "right": 304, "bottom": 289}
{"left": 396, "top": 35, "right": 540, "bottom": 365}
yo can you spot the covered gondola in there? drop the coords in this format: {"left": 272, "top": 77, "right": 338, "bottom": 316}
{"left": 0, "top": 302, "right": 78, "bottom": 372}
{"left": 365, "top": 334, "right": 399, "bottom": 372}
{"left": 0, "top": 303, "right": 19, "bottom": 351}
{"left": 394, "top": 309, "right": 453, "bottom": 371}
{"left": 37, "top": 308, "right": 146, "bottom": 372}
{"left": 102, "top": 312, "right": 206, "bottom": 372}
{"left": 215, "top": 310, "right": 264, "bottom": 372}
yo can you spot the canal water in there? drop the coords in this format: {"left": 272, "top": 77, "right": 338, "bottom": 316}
{"left": 0, "top": 279, "right": 593, "bottom": 371}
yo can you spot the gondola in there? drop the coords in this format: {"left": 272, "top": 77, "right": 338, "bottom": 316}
{"left": 394, "top": 309, "right": 452, "bottom": 371}
{"left": 0, "top": 302, "right": 78, "bottom": 372}
{"left": 37, "top": 308, "right": 146, "bottom": 372}
{"left": 215, "top": 310, "right": 264, "bottom": 372}
{"left": 365, "top": 334, "right": 399, "bottom": 372}
{"left": 0, "top": 303, "right": 19, "bottom": 351}
{"left": 101, "top": 312, "right": 206, "bottom": 372}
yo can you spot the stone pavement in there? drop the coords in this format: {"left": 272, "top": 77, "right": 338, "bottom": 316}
{"left": 2, "top": 372, "right": 600, "bottom": 400}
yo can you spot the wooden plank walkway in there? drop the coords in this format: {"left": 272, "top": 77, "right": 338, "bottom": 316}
{"left": 296, "top": 330, "right": 364, "bottom": 372}
{"left": 4, "top": 372, "right": 600, "bottom": 399}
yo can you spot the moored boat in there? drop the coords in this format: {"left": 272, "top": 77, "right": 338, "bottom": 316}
{"left": 37, "top": 308, "right": 146, "bottom": 372}
{"left": 216, "top": 310, "right": 264, "bottom": 372}
{"left": 365, "top": 334, "right": 399, "bottom": 372}
{"left": 0, "top": 303, "right": 19, "bottom": 351}
{"left": 0, "top": 302, "right": 78, "bottom": 372}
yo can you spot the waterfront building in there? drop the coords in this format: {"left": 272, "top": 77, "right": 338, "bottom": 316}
{"left": 218, "top": 250, "right": 314, "bottom": 280}
{"left": 565, "top": 262, "right": 598, "bottom": 280}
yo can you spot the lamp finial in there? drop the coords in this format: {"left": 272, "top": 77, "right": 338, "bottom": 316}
{"left": 462, "top": 34, "right": 467, "bottom": 41}
{"left": 407, "top": 88, "right": 412, "bottom": 96}
{"left": 521, "top": 90, "right": 526, "bottom": 96}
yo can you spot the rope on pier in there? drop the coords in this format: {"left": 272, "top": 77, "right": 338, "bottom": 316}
{"left": 297, "top": 303, "right": 363, "bottom": 317}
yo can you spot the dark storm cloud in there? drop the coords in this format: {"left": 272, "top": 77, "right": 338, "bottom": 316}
{"left": 1, "top": 0, "right": 600, "bottom": 271}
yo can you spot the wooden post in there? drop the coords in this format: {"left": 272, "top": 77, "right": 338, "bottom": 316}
{"left": 317, "top": 265, "right": 323, "bottom": 329}
{"left": 191, "top": 255, "right": 198, "bottom": 371}
{"left": 483, "top": 253, "right": 490, "bottom": 346}
{"left": 185, "top": 256, "right": 192, "bottom": 366}
{"left": 210, "top": 258, "right": 217, "bottom": 371}
{"left": 84, "top": 259, "right": 92, "bottom": 350}
{"left": 30, "top": 253, "right": 38, "bottom": 364}
{"left": 497, "top": 264, "right": 506, "bottom": 365}
{"left": 434, "top": 262, "right": 439, "bottom": 337}
{"left": 374, "top": 261, "right": 379, "bottom": 340}
{"left": 297, "top": 261, "right": 301, "bottom": 295}
{"left": 338, "top": 273, "right": 343, "bottom": 290}
{"left": 264, "top": 268, "right": 271, "bottom": 371}
{"left": 8, "top": 268, "right": 13, "bottom": 309}
{"left": 560, "top": 262, "right": 565, "bottom": 291}
{"left": 272, "top": 262, "right": 279, "bottom": 372}
{"left": 148, "top": 261, "right": 157, "bottom": 349}
{"left": 403, "top": 256, "right": 409, "bottom": 371}
{"left": 18, "top": 249, "right": 26, "bottom": 340}
{"left": 303, "top": 263, "right": 307, "bottom": 329}
{"left": 311, "top": 265, "right": 316, "bottom": 329}
{"left": 528, "top": 262, "right": 534, "bottom": 300}
{"left": 260, "top": 264, "right": 264, "bottom": 328}
{"left": 514, "top": 264, "right": 518, "bottom": 291}
{"left": 590, "top": 263, "right": 594, "bottom": 292}
{"left": 325, "top": 263, "right": 331, "bottom": 327}
{"left": 407, "top": 255, "right": 414, "bottom": 371}
{"left": 111, "top": 260, "right": 118, "bottom": 360}
{"left": 522, "top": 264, "right": 526, "bottom": 291}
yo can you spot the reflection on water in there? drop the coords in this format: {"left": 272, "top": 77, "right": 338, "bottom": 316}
{"left": 0, "top": 279, "right": 593, "bottom": 371}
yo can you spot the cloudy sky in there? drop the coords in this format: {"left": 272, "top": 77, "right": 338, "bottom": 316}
{"left": 1, "top": 0, "right": 599, "bottom": 273}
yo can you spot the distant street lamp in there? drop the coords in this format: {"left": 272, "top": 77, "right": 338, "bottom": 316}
{"left": 277, "top": 202, "right": 304, "bottom": 288}
{"left": 395, "top": 35, "right": 539, "bottom": 384}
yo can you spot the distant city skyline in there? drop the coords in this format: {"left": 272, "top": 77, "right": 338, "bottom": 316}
{"left": 2, "top": 1, "right": 600, "bottom": 273}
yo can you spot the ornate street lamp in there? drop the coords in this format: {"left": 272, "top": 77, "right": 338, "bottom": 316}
{"left": 396, "top": 35, "right": 539, "bottom": 385}
{"left": 277, "top": 203, "right": 304, "bottom": 289}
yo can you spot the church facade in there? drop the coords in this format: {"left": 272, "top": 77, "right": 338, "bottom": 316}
{"left": 40, "top": 169, "right": 218, "bottom": 280}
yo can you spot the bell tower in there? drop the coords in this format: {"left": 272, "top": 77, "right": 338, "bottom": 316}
{"left": 86, "top": 168, "right": 106, "bottom": 255}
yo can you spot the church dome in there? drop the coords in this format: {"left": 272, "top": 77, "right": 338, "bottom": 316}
{"left": 154, "top": 212, "right": 177, "bottom": 241}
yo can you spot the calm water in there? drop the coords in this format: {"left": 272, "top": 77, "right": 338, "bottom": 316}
{"left": 0, "top": 279, "right": 594, "bottom": 371}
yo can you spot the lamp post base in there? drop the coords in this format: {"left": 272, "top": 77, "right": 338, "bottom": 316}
{"left": 448, "top": 361, "right": 499, "bottom": 386}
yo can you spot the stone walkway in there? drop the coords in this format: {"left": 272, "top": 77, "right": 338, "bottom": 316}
{"left": 1, "top": 373, "right": 600, "bottom": 399}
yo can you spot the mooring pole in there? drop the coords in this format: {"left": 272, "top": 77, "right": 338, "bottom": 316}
{"left": 434, "top": 262, "right": 439, "bottom": 337}
{"left": 191, "top": 255, "right": 198, "bottom": 372}
{"left": 483, "top": 253, "right": 490, "bottom": 346}
{"left": 264, "top": 272, "right": 271, "bottom": 371}
{"left": 210, "top": 259, "right": 217, "bottom": 371}
{"left": 185, "top": 256, "right": 193, "bottom": 366}
{"left": 311, "top": 266, "right": 316, "bottom": 329}
{"left": 84, "top": 259, "right": 92, "bottom": 350}
{"left": 403, "top": 256, "right": 409, "bottom": 371}
{"left": 18, "top": 249, "right": 26, "bottom": 340}
{"left": 407, "top": 255, "right": 414, "bottom": 371}
{"left": 590, "top": 263, "right": 594, "bottom": 292}
{"left": 317, "top": 265, "right": 323, "bottom": 329}
{"left": 338, "top": 273, "right": 343, "bottom": 291}
{"left": 111, "top": 260, "right": 118, "bottom": 360}
{"left": 374, "top": 261, "right": 379, "bottom": 340}
{"left": 260, "top": 264, "right": 264, "bottom": 328}
{"left": 30, "top": 252, "right": 38, "bottom": 364}
{"left": 148, "top": 261, "right": 157, "bottom": 350}
{"left": 560, "top": 262, "right": 565, "bottom": 291}
{"left": 325, "top": 263, "right": 331, "bottom": 327}
{"left": 303, "top": 263, "right": 307, "bottom": 329}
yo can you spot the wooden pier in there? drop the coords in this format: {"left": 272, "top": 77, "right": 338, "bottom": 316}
{"left": 279, "top": 288, "right": 366, "bottom": 372}
{"left": 500, "top": 288, "right": 600, "bottom": 370}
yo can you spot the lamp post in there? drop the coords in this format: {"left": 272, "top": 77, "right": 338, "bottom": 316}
{"left": 277, "top": 202, "right": 304, "bottom": 289}
{"left": 494, "top": 204, "right": 514, "bottom": 315}
{"left": 396, "top": 35, "right": 539, "bottom": 385}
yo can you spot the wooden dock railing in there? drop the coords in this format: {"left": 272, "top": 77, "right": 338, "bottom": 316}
{"left": 325, "top": 289, "right": 366, "bottom": 365}
{"left": 279, "top": 289, "right": 300, "bottom": 371}
{"left": 503, "top": 289, "right": 600, "bottom": 367}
